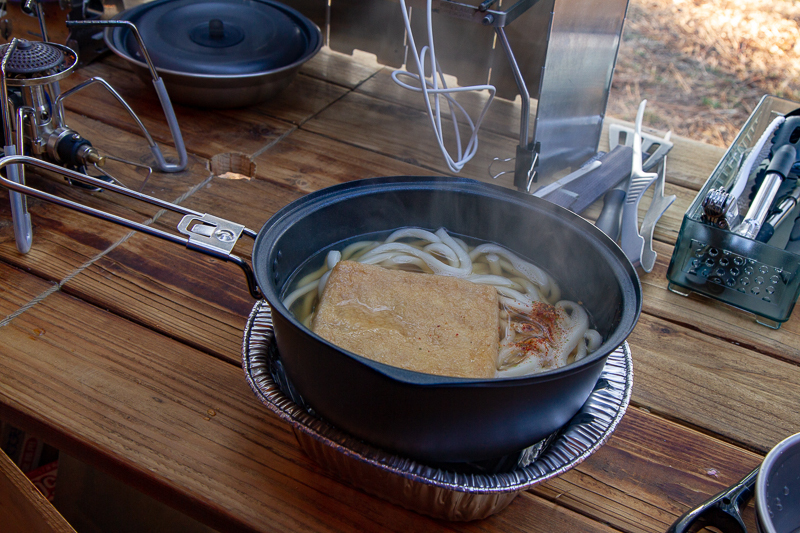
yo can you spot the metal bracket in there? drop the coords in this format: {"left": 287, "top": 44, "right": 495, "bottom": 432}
{"left": 514, "top": 142, "right": 539, "bottom": 191}
{"left": 405, "top": 0, "right": 541, "bottom": 27}
{"left": 178, "top": 214, "right": 246, "bottom": 256}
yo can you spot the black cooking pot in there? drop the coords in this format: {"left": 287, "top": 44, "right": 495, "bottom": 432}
{"left": 252, "top": 176, "right": 641, "bottom": 462}
{"left": 0, "top": 160, "right": 641, "bottom": 462}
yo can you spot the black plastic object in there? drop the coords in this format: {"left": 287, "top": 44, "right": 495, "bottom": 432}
{"left": 567, "top": 145, "right": 633, "bottom": 214}
{"left": 541, "top": 145, "right": 633, "bottom": 213}
{"left": 756, "top": 222, "right": 776, "bottom": 243}
{"left": 116, "top": 0, "right": 315, "bottom": 75}
{"left": 251, "top": 176, "right": 642, "bottom": 463}
{"left": 786, "top": 214, "right": 800, "bottom": 253}
{"left": 666, "top": 468, "right": 757, "bottom": 533}
{"left": 769, "top": 116, "right": 800, "bottom": 179}
{"left": 595, "top": 188, "right": 626, "bottom": 240}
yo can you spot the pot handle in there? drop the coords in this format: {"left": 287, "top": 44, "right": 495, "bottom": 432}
{"left": 0, "top": 155, "right": 262, "bottom": 299}
{"left": 666, "top": 466, "right": 758, "bottom": 533}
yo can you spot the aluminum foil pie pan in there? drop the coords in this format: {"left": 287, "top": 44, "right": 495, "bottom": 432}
{"left": 242, "top": 300, "right": 633, "bottom": 521}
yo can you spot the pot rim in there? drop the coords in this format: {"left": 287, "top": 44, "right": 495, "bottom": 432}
{"left": 255, "top": 176, "right": 643, "bottom": 387}
{"left": 103, "top": 0, "right": 323, "bottom": 81}
{"left": 756, "top": 431, "right": 800, "bottom": 533}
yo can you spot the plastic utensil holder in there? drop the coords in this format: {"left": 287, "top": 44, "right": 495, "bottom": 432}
{"left": 667, "top": 95, "right": 800, "bottom": 328}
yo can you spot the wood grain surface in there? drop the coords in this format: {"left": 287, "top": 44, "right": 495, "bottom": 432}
{"left": 0, "top": 43, "right": 794, "bottom": 533}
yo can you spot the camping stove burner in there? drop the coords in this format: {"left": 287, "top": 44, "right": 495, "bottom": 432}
{"left": 0, "top": 15, "right": 187, "bottom": 256}
{"left": 0, "top": 40, "right": 76, "bottom": 86}
{"left": 1, "top": 39, "right": 65, "bottom": 75}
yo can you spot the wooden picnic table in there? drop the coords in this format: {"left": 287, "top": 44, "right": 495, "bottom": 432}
{"left": 0, "top": 39, "right": 797, "bottom": 533}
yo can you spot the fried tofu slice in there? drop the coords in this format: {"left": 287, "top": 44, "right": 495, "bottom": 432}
{"left": 311, "top": 261, "right": 499, "bottom": 378}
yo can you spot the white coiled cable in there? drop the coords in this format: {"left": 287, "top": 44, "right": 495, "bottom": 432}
{"left": 392, "top": 0, "right": 496, "bottom": 173}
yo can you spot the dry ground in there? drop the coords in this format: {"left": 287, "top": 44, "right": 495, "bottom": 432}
{"left": 609, "top": 0, "right": 800, "bottom": 147}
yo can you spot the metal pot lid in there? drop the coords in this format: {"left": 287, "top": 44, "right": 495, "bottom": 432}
{"left": 112, "top": 0, "right": 320, "bottom": 76}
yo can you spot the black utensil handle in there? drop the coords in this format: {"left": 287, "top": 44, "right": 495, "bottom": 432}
{"left": 595, "top": 189, "right": 626, "bottom": 240}
{"left": 770, "top": 116, "right": 800, "bottom": 179}
{"left": 756, "top": 222, "right": 775, "bottom": 243}
{"left": 786, "top": 214, "right": 800, "bottom": 254}
{"left": 666, "top": 467, "right": 758, "bottom": 533}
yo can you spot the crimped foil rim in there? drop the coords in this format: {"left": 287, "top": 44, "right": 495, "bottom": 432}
{"left": 242, "top": 300, "right": 632, "bottom": 493}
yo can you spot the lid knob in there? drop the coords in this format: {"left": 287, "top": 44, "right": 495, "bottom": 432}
{"left": 208, "top": 19, "right": 224, "bottom": 40}
{"left": 188, "top": 18, "right": 245, "bottom": 48}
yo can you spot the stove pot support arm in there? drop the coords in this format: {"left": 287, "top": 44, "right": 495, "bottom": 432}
{"left": 64, "top": 20, "right": 188, "bottom": 173}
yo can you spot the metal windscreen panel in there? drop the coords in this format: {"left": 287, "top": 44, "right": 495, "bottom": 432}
{"left": 532, "top": 0, "right": 629, "bottom": 182}
{"left": 488, "top": 0, "right": 553, "bottom": 101}
{"left": 328, "top": 0, "right": 407, "bottom": 67}
{"left": 278, "top": 0, "right": 328, "bottom": 33}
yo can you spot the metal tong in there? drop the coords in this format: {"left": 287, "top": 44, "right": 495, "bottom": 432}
{"left": 701, "top": 115, "right": 788, "bottom": 231}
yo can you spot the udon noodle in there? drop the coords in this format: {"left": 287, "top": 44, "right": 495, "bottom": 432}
{"left": 283, "top": 227, "right": 602, "bottom": 377}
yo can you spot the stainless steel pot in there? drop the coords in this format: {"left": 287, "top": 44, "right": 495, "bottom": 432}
{"left": 104, "top": 0, "right": 322, "bottom": 108}
{"left": 0, "top": 157, "right": 642, "bottom": 463}
{"left": 756, "top": 433, "right": 800, "bottom": 533}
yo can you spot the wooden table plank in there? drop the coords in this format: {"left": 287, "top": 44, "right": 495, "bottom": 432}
{"left": 252, "top": 129, "right": 438, "bottom": 192}
{"left": 300, "top": 47, "right": 385, "bottom": 90}
{"left": 641, "top": 240, "right": 800, "bottom": 363}
{"left": 0, "top": 262, "right": 57, "bottom": 316}
{"left": 533, "top": 406, "right": 760, "bottom": 533}
{"left": 0, "top": 263, "right": 635, "bottom": 533}
{"left": 629, "top": 312, "right": 800, "bottom": 453}
{"left": 0, "top": 38, "right": 791, "bottom": 533}
{"left": 13, "top": 107, "right": 789, "bottom": 461}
